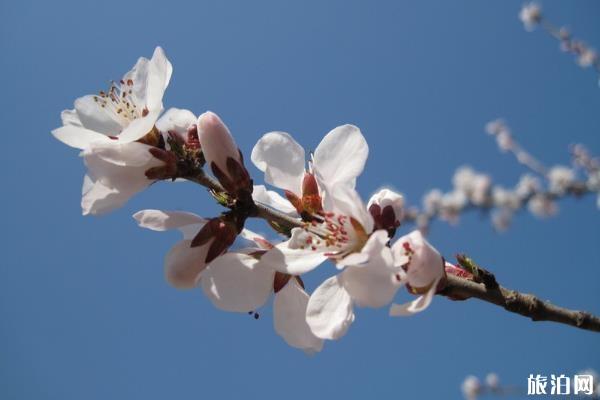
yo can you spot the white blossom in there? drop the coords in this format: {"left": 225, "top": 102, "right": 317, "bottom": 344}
{"left": 528, "top": 194, "right": 558, "bottom": 218}
{"left": 389, "top": 230, "right": 445, "bottom": 316}
{"left": 461, "top": 375, "right": 481, "bottom": 400}
{"left": 251, "top": 125, "right": 368, "bottom": 216}
{"left": 52, "top": 47, "right": 172, "bottom": 148}
{"left": 519, "top": 2, "right": 542, "bottom": 31}
{"left": 548, "top": 165, "right": 576, "bottom": 195}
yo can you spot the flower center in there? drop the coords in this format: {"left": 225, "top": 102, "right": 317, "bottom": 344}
{"left": 93, "top": 79, "right": 146, "bottom": 127}
{"left": 290, "top": 212, "right": 369, "bottom": 262}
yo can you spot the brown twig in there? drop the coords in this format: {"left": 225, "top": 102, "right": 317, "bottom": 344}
{"left": 440, "top": 275, "right": 600, "bottom": 333}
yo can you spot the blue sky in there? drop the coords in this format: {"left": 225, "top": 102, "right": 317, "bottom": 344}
{"left": 1, "top": 0, "right": 599, "bottom": 399}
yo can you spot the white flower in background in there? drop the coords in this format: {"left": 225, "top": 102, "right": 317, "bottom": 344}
{"left": 257, "top": 183, "right": 377, "bottom": 276}
{"left": 78, "top": 109, "right": 195, "bottom": 215}
{"left": 135, "top": 209, "right": 323, "bottom": 353}
{"left": 440, "top": 190, "right": 468, "bottom": 223}
{"left": 491, "top": 209, "right": 513, "bottom": 232}
{"left": 485, "top": 119, "right": 513, "bottom": 152}
{"left": 485, "top": 373, "right": 500, "bottom": 391}
{"left": 453, "top": 167, "right": 491, "bottom": 206}
{"left": 423, "top": 189, "right": 443, "bottom": 214}
{"left": 197, "top": 111, "right": 252, "bottom": 198}
{"left": 367, "top": 188, "right": 404, "bottom": 233}
{"left": 548, "top": 165, "right": 576, "bottom": 195}
{"left": 528, "top": 194, "right": 558, "bottom": 218}
{"left": 389, "top": 230, "right": 445, "bottom": 316}
{"left": 519, "top": 2, "right": 542, "bottom": 31}
{"left": 305, "top": 230, "right": 401, "bottom": 340}
{"left": 515, "top": 174, "right": 541, "bottom": 199}
{"left": 461, "top": 375, "right": 481, "bottom": 400}
{"left": 492, "top": 186, "right": 521, "bottom": 210}
{"left": 577, "top": 48, "right": 598, "bottom": 68}
{"left": 52, "top": 47, "right": 172, "bottom": 148}
{"left": 251, "top": 125, "right": 368, "bottom": 216}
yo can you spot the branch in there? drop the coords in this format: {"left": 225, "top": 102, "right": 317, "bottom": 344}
{"left": 441, "top": 274, "right": 600, "bottom": 333}
{"left": 182, "top": 170, "right": 600, "bottom": 333}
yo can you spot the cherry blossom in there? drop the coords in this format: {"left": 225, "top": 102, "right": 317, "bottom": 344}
{"left": 389, "top": 230, "right": 445, "bottom": 316}
{"left": 52, "top": 47, "right": 172, "bottom": 148}
{"left": 134, "top": 209, "right": 323, "bottom": 353}
{"left": 251, "top": 125, "right": 368, "bottom": 216}
{"left": 519, "top": 2, "right": 541, "bottom": 31}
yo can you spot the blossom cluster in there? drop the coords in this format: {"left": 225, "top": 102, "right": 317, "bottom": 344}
{"left": 52, "top": 47, "right": 462, "bottom": 353}
{"left": 406, "top": 119, "right": 599, "bottom": 232}
{"left": 519, "top": 2, "right": 600, "bottom": 85}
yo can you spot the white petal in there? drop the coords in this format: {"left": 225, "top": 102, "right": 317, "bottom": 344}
{"left": 313, "top": 125, "right": 368, "bottom": 190}
{"left": 85, "top": 141, "right": 159, "bottom": 168}
{"left": 80, "top": 175, "right": 124, "bottom": 216}
{"left": 145, "top": 46, "right": 172, "bottom": 111}
{"left": 74, "top": 95, "right": 125, "bottom": 134}
{"left": 256, "top": 239, "right": 328, "bottom": 275}
{"left": 306, "top": 275, "right": 355, "bottom": 340}
{"left": 326, "top": 183, "right": 374, "bottom": 233}
{"left": 252, "top": 185, "right": 298, "bottom": 216}
{"left": 201, "top": 253, "right": 274, "bottom": 312}
{"left": 178, "top": 224, "right": 205, "bottom": 240}
{"left": 389, "top": 278, "right": 440, "bottom": 316}
{"left": 251, "top": 132, "right": 305, "bottom": 194}
{"left": 392, "top": 230, "right": 444, "bottom": 288}
{"left": 164, "top": 239, "right": 210, "bottom": 289}
{"left": 52, "top": 125, "right": 111, "bottom": 150}
{"left": 115, "top": 109, "right": 162, "bottom": 143}
{"left": 274, "top": 279, "right": 324, "bottom": 353}
{"left": 342, "top": 244, "right": 399, "bottom": 308}
{"left": 60, "top": 109, "right": 82, "bottom": 127}
{"left": 155, "top": 108, "right": 196, "bottom": 138}
{"left": 133, "top": 210, "right": 206, "bottom": 231}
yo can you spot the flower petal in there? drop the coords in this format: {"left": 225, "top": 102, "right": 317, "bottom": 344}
{"left": 133, "top": 210, "right": 206, "bottom": 231}
{"left": 313, "top": 124, "right": 368, "bottom": 190}
{"left": 251, "top": 131, "right": 305, "bottom": 194}
{"left": 392, "top": 230, "right": 444, "bottom": 289}
{"left": 164, "top": 239, "right": 210, "bottom": 289}
{"left": 256, "top": 236, "right": 328, "bottom": 275}
{"left": 114, "top": 109, "right": 162, "bottom": 143}
{"left": 306, "top": 275, "right": 355, "bottom": 340}
{"left": 388, "top": 278, "right": 440, "bottom": 316}
{"left": 201, "top": 253, "right": 274, "bottom": 312}
{"left": 145, "top": 46, "right": 172, "bottom": 111}
{"left": 342, "top": 243, "right": 400, "bottom": 308}
{"left": 60, "top": 109, "right": 82, "bottom": 127}
{"left": 326, "top": 183, "right": 374, "bottom": 233}
{"left": 74, "top": 95, "right": 124, "bottom": 134}
{"left": 81, "top": 175, "right": 124, "bottom": 215}
{"left": 274, "top": 279, "right": 324, "bottom": 353}
{"left": 156, "top": 108, "right": 197, "bottom": 138}
{"left": 252, "top": 185, "right": 298, "bottom": 216}
{"left": 52, "top": 125, "right": 111, "bottom": 150}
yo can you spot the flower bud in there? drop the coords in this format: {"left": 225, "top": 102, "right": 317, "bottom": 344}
{"left": 191, "top": 212, "right": 245, "bottom": 264}
{"left": 368, "top": 188, "right": 404, "bottom": 236}
{"left": 198, "top": 111, "right": 252, "bottom": 199}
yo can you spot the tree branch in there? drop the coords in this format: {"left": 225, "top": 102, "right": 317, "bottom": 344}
{"left": 182, "top": 170, "right": 600, "bottom": 333}
{"left": 440, "top": 274, "right": 600, "bottom": 332}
